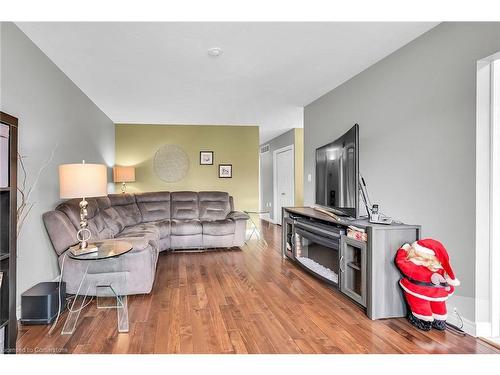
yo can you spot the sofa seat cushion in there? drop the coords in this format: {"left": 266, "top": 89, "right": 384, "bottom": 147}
{"left": 202, "top": 219, "right": 236, "bottom": 236}
{"left": 118, "top": 223, "right": 160, "bottom": 237}
{"left": 171, "top": 219, "right": 202, "bottom": 235}
{"left": 116, "top": 224, "right": 161, "bottom": 251}
{"left": 151, "top": 219, "right": 171, "bottom": 238}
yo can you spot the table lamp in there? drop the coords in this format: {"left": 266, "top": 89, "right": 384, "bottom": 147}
{"left": 113, "top": 166, "right": 135, "bottom": 193}
{"left": 59, "top": 161, "right": 108, "bottom": 255}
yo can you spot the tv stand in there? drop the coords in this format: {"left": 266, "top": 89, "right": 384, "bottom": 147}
{"left": 281, "top": 207, "right": 421, "bottom": 320}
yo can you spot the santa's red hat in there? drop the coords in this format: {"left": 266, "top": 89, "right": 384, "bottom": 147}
{"left": 412, "top": 238, "right": 460, "bottom": 286}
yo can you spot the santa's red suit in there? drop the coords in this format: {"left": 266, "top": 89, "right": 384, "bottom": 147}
{"left": 395, "top": 239, "right": 460, "bottom": 324}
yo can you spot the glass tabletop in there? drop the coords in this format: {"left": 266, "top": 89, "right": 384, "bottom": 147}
{"left": 68, "top": 240, "right": 133, "bottom": 260}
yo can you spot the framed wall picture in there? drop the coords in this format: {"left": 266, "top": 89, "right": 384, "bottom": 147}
{"left": 200, "top": 151, "right": 214, "bottom": 165}
{"left": 218, "top": 164, "right": 232, "bottom": 178}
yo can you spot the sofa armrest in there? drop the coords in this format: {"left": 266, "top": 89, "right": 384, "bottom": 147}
{"left": 226, "top": 211, "right": 250, "bottom": 221}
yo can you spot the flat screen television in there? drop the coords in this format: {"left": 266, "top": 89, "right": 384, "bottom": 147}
{"left": 315, "top": 124, "right": 359, "bottom": 218}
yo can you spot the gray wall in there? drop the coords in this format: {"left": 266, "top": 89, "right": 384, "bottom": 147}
{"left": 260, "top": 129, "right": 295, "bottom": 221}
{"left": 304, "top": 22, "right": 500, "bottom": 323}
{"left": 0, "top": 23, "right": 115, "bottom": 307}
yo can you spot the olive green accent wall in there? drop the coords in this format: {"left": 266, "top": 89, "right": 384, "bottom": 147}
{"left": 115, "top": 124, "right": 259, "bottom": 211}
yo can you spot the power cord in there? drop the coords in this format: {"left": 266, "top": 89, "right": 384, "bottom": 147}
{"left": 447, "top": 308, "right": 466, "bottom": 336}
{"left": 48, "top": 252, "right": 94, "bottom": 336}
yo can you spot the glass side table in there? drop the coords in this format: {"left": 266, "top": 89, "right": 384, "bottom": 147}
{"left": 60, "top": 240, "right": 132, "bottom": 335}
{"left": 243, "top": 210, "right": 269, "bottom": 245}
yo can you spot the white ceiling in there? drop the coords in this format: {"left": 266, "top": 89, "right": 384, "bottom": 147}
{"left": 16, "top": 22, "right": 437, "bottom": 142}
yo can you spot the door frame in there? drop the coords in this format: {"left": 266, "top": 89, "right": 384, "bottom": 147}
{"left": 273, "top": 144, "right": 295, "bottom": 225}
{"left": 475, "top": 52, "right": 500, "bottom": 338}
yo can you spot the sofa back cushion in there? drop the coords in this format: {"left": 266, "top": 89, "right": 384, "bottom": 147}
{"left": 56, "top": 198, "right": 114, "bottom": 240}
{"left": 135, "top": 192, "right": 171, "bottom": 222}
{"left": 102, "top": 207, "right": 126, "bottom": 236}
{"left": 42, "top": 210, "right": 78, "bottom": 255}
{"left": 198, "top": 191, "right": 231, "bottom": 221}
{"left": 108, "top": 193, "right": 142, "bottom": 227}
{"left": 171, "top": 191, "right": 199, "bottom": 220}
{"left": 94, "top": 196, "right": 124, "bottom": 236}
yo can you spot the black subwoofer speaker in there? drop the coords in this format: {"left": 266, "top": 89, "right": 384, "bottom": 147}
{"left": 20, "top": 282, "right": 66, "bottom": 325}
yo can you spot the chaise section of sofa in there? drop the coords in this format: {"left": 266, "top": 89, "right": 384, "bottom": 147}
{"left": 42, "top": 191, "right": 249, "bottom": 295}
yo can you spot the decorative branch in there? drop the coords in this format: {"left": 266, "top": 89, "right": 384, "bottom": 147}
{"left": 17, "top": 144, "right": 58, "bottom": 236}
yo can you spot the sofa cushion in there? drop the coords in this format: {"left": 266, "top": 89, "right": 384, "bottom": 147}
{"left": 101, "top": 206, "right": 126, "bottom": 236}
{"left": 108, "top": 193, "right": 142, "bottom": 227}
{"left": 42, "top": 211, "right": 78, "bottom": 255}
{"left": 152, "top": 219, "right": 171, "bottom": 238}
{"left": 171, "top": 219, "right": 202, "bottom": 235}
{"left": 136, "top": 192, "right": 171, "bottom": 222}
{"left": 56, "top": 198, "right": 113, "bottom": 240}
{"left": 116, "top": 224, "right": 160, "bottom": 251}
{"left": 226, "top": 211, "right": 250, "bottom": 221}
{"left": 202, "top": 219, "right": 235, "bottom": 236}
{"left": 171, "top": 191, "right": 199, "bottom": 220}
{"left": 87, "top": 214, "right": 114, "bottom": 240}
{"left": 120, "top": 223, "right": 160, "bottom": 237}
{"left": 198, "top": 191, "right": 231, "bottom": 221}
{"left": 56, "top": 198, "right": 96, "bottom": 229}
{"left": 95, "top": 196, "right": 112, "bottom": 210}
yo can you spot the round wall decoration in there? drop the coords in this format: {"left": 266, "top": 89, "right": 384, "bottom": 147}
{"left": 153, "top": 144, "right": 190, "bottom": 182}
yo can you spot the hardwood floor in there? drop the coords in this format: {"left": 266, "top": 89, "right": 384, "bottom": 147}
{"left": 16, "top": 221, "right": 500, "bottom": 354}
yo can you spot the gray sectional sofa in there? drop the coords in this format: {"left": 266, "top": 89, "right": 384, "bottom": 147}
{"left": 42, "top": 191, "right": 249, "bottom": 295}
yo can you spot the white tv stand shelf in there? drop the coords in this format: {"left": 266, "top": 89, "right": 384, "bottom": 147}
{"left": 281, "top": 207, "right": 421, "bottom": 320}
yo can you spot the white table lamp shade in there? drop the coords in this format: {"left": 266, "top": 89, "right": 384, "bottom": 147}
{"left": 59, "top": 163, "right": 108, "bottom": 199}
{"left": 113, "top": 166, "right": 135, "bottom": 183}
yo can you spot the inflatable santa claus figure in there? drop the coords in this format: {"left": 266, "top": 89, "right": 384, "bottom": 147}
{"left": 395, "top": 238, "right": 460, "bottom": 331}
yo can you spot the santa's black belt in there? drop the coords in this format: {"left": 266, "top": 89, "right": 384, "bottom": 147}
{"left": 406, "top": 277, "right": 448, "bottom": 288}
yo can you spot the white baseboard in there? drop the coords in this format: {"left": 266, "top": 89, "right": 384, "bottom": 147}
{"left": 475, "top": 322, "right": 493, "bottom": 338}
{"left": 447, "top": 311, "right": 476, "bottom": 336}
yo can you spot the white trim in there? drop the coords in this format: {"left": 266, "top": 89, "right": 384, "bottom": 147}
{"left": 273, "top": 144, "right": 295, "bottom": 225}
{"left": 475, "top": 52, "right": 500, "bottom": 339}
{"left": 475, "top": 322, "right": 493, "bottom": 337}
{"left": 490, "top": 58, "right": 500, "bottom": 339}
{"left": 447, "top": 312, "right": 477, "bottom": 336}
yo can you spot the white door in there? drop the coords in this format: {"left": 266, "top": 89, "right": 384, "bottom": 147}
{"left": 274, "top": 146, "right": 295, "bottom": 225}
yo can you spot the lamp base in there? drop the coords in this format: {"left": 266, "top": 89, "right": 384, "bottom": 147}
{"left": 70, "top": 243, "right": 99, "bottom": 257}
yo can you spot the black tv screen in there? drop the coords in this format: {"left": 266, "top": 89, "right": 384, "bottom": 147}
{"left": 315, "top": 124, "right": 359, "bottom": 218}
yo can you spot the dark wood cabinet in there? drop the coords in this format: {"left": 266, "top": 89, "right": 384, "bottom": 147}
{"left": 0, "top": 111, "right": 18, "bottom": 353}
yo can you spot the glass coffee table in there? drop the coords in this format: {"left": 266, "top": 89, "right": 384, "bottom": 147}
{"left": 59, "top": 240, "right": 132, "bottom": 335}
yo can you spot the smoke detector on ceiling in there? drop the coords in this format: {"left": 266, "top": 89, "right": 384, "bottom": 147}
{"left": 207, "top": 47, "right": 223, "bottom": 57}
